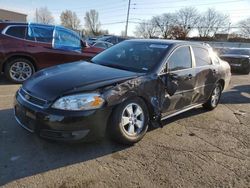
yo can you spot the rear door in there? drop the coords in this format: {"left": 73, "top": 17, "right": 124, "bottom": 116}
{"left": 191, "top": 46, "right": 218, "bottom": 104}
{"left": 161, "top": 45, "right": 196, "bottom": 116}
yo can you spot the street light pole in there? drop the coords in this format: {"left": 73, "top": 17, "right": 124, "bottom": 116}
{"left": 125, "top": 0, "right": 131, "bottom": 37}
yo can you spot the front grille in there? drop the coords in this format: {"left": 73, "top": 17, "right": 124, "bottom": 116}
{"left": 221, "top": 57, "right": 247, "bottom": 65}
{"left": 19, "top": 88, "right": 47, "bottom": 107}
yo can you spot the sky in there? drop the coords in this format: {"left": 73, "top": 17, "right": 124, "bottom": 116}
{"left": 0, "top": 0, "right": 250, "bottom": 36}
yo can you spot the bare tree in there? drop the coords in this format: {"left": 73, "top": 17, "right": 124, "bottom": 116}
{"left": 84, "top": 9, "right": 101, "bottom": 36}
{"left": 169, "top": 26, "right": 186, "bottom": 39}
{"left": 35, "top": 7, "right": 54, "bottom": 24}
{"left": 238, "top": 17, "right": 250, "bottom": 38}
{"left": 152, "top": 13, "right": 176, "bottom": 39}
{"left": 197, "top": 8, "right": 229, "bottom": 37}
{"left": 176, "top": 7, "right": 199, "bottom": 38}
{"left": 60, "top": 10, "right": 81, "bottom": 30}
{"left": 134, "top": 19, "right": 157, "bottom": 38}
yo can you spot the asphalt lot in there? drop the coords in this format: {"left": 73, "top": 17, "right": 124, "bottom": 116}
{"left": 0, "top": 73, "right": 250, "bottom": 188}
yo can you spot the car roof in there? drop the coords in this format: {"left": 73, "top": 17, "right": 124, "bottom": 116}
{"left": 127, "top": 39, "right": 210, "bottom": 48}
{"left": 228, "top": 47, "right": 250, "bottom": 50}
{"left": 0, "top": 21, "right": 67, "bottom": 29}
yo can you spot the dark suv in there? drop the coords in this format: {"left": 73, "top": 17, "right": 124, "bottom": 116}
{"left": 0, "top": 22, "right": 104, "bottom": 83}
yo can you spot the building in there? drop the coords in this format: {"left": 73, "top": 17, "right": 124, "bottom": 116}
{"left": 0, "top": 9, "right": 27, "bottom": 22}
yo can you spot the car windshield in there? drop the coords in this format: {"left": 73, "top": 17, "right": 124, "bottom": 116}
{"left": 91, "top": 41, "right": 169, "bottom": 73}
{"left": 224, "top": 49, "right": 250, "bottom": 55}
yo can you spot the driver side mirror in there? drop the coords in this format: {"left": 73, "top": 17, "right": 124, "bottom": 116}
{"left": 81, "top": 40, "right": 87, "bottom": 48}
{"left": 161, "top": 73, "right": 179, "bottom": 96}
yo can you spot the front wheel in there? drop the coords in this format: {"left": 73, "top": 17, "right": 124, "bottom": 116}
{"left": 203, "top": 84, "right": 222, "bottom": 110}
{"left": 109, "top": 98, "right": 149, "bottom": 145}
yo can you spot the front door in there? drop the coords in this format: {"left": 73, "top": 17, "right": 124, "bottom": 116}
{"left": 161, "top": 46, "right": 195, "bottom": 116}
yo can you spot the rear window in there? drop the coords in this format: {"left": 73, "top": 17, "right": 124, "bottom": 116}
{"left": 5, "top": 26, "right": 26, "bottom": 39}
{"left": 192, "top": 47, "right": 211, "bottom": 67}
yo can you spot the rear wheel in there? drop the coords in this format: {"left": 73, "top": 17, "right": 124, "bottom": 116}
{"left": 5, "top": 58, "right": 35, "bottom": 83}
{"left": 203, "top": 83, "right": 222, "bottom": 110}
{"left": 109, "top": 97, "right": 149, "bottom": 145}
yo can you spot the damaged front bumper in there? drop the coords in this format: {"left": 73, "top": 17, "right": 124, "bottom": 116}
{"left": 14, "top": 92, "right": 113, "bottom": 141}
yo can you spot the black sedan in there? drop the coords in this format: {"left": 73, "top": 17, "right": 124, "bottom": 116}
{"left": 14, "top": 40, "right": 231, "bottom": 145}
{"left": 219, "top": 48, "right": 250, "bottom": 74}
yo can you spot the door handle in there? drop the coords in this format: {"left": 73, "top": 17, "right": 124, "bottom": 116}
{"left": 212, "top": 69, "right": 218, "bottom": 74}
{"left": 185, "top": 74, "right": 193, "bottom": 80}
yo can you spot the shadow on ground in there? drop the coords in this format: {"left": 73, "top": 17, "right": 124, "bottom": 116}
{"left": 220, "top": 85, "right": 250, "bottom": 104}
{"left": 0, "top": 105, "right": 209, "bottom": 185}
{"left": 0, "top": 74, "right": 15, "bottom": 85}
{"left": 0, "top": 108, "right": 128, "bottom": 185}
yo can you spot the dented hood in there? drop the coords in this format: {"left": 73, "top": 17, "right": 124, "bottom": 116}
{"left": 23, "top": 61, "right": 140, "bottom": 101}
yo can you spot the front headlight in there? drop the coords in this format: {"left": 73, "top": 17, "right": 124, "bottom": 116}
{"left": 52, "top": 93, "right": 105, "bottom": 111}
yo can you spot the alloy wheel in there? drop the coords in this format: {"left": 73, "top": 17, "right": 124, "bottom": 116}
{"left": 9, "top": 61, "right": 33, "bottom": 82}
{"left": 211, "top": 86, "right": 221, "bottom": 107}
{"left": 121, "top": 103, "right": 145, "bottom": 136}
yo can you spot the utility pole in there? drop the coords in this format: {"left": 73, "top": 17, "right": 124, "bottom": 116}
{"left": 35, "top": 8, "right": 38, "bottom": 23}
{"left": 125, "top": 0, "right": 131, "bottom": 38}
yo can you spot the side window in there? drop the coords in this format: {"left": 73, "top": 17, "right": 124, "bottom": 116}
{"left": 27, "top": 25, "right": 53, "bottom": 43}
{"left": 192, "top": 47, "right": 211, "bottom": 67}
{"left": 5, "top": 26, "right": 26, "bottom": 39}
{"left": 210, "top": 50, "right": 220, "bottom": 65}
{"left": 53, "top": 27, "right": 81, "bottom": 52}
{"left": 168, "top": 46, "right": 192, "bottom": 72}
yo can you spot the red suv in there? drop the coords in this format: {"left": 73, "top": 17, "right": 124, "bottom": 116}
{"left": 0, "top": 22, "right": 104, "bottom": 83}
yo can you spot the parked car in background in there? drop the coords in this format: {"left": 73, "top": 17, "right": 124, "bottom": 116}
{"left": 92, "top": 41, "right": 113, "bottom": 49}
{"left": 86, "top": 37, "right": 98, "bottom": 45}
{"left": 97, "top": 35, "right": 126, "bottom": 44}
{"left": 219, "top": 48, "right": 250, "bottom": 74}
{"left": 0, "top": 22, "right": 104, "bottom": 83}
{"left": 213, "top": 47, "right": 229, "bottom": 56}
{"left": 14, "top": 39, "right": 231, "bottom": 144}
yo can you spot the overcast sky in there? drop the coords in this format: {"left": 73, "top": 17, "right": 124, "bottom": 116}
{"left": 1, "top": 0, "right": 250, "bottom": 36}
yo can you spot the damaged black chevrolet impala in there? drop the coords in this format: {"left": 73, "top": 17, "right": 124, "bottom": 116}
{"left": 14, "top": 39, "right": 231, "bottom": 144}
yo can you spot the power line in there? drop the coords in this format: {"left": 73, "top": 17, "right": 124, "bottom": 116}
{"left": 132, "top": 0, "right": 244, "bottom": 10}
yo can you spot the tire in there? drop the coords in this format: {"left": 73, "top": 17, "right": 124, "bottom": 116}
{"left": 109, "top": 97, "right": 149, "bottom": 145}
{"left": 203, "top": 83, "right": 222, "bottom": 110}
{"left": 4, "top": 58, "right": 35, "bottom": 84}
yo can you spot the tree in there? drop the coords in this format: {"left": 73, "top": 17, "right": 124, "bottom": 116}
{"left": 176, "top": 7, "right": 199, "bottom": 38}
{"left": 35, "top": 7, "right": 54, "bottom": 24}
{"left": 197, "top": 8, "right": 229, "bottom": 38}
{"left": 152, "top": 13, "right": 176, "bottom": 39}
{"left": 84, "top": 9, "right": 101, "bottom": 36}
{"left": 238, "top": 17, "right": 250, "bottom": 38}
{"left": 169, "top": 26, "right": 186, "bottom": 39}
{"left": 134, "top": 19, "right": 157, "bottom": 38}
{"left": 60, "top": 10, "right": 81, "bottom": 30}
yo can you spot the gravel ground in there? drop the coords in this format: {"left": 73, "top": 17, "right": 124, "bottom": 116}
{"left": 0, "top": 73, "right": 249, "bottom": 188}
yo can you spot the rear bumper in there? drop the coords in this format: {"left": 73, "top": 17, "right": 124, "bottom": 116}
{"left": 14, "top": 92, "right": 113, "bottom": 141}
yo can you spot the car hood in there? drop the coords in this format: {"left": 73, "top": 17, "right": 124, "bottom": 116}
{"left": 220, "top": 54, "right": 250, "bottom": 59}
{"left": 23, "top": 61, "right": 140, "bottom": 101}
